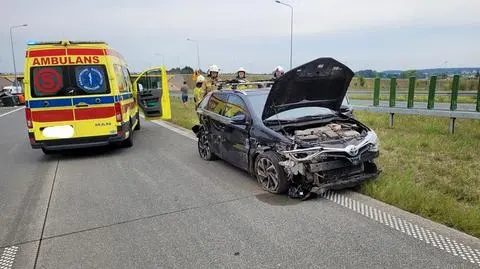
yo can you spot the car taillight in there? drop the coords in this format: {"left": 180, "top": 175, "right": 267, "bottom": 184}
{"left": 114, "top": 102, "right": 122, "bottom": 122}
{"left": 25, "top": 108, "right": 33, "bottom": 128}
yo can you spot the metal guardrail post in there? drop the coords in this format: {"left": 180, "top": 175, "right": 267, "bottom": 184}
{"left": 373, "top": 78, "right": 380, "bottom": 106}
{"left": 476, "top": 76, "right": 480, "bottom": 112}
{"left": 450, "top": 75, "right": 460, "bottom": 111}
{"left": 389, "top": 77, "right": 396, "bottom": 107}
{"left": 449, "top": 117, "right": 456, "bottom": 134}
{"left": 427, "top": 76, "right": 437, "bottom": 109}
{"left": 407, "top": 76, "right": 416, "bottom": 108}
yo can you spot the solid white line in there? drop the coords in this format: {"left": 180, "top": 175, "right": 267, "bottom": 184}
{"left": 0, "top": 107, "right": 24, "bottom": 118}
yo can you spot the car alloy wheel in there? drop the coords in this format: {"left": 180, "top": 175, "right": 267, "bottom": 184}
{"left": 198, "top": 130, "right": 213, "bottom": 160}
{"left": 256, "top": 157, "right": 280, "bottom": 192}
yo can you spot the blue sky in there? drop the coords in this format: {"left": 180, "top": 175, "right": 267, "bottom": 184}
{"left": 1, "top": 0, "right": 479, "bottom": 73}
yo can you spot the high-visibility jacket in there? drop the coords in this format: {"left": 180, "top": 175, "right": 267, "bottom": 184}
{"left": 193, "top": 86, "right": 205, "bottom": 105}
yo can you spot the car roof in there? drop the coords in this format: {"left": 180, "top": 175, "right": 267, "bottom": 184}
{"left": 230, "top": 88, "right": 271, "bottom": 96}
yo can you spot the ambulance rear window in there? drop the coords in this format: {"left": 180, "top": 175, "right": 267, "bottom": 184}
{"left": 30, "top": 65, "right": 110, "bottom": 97}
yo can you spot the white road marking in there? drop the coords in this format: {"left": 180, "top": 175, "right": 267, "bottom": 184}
{"left": 321, "top": 190, "right": 480, "bottom": 266}
{"left": 150, "top": 119, "right": 480, "bottom": 267}
{"left": 0, "top": 246, "right": 18, "bottom": 269}
{"left": 0, "top": 107, "right": 24, "bottom": 118}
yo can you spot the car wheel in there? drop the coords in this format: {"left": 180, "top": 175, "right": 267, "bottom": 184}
{"left": 134, "top": 112, "right": 141, "bottom": 131}
{"left": 197, "top": 128, "right": 215, "bottom": 161}
{"left": 122, "top": 121, "right": 134, "bottom": 148}
{"left": 255, "top": 151, "right": 289, "bottom": 194}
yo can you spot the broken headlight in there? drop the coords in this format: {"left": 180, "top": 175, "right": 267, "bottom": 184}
{"left": 367, "top": 132, "right": 380, "bottom": 152}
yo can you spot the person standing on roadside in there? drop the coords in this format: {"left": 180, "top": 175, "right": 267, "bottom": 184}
{"left": 193, "top": 75, "right": 206, "bottom": 107}
{"left": 180, "top": 81, "right": 189, "bottom": 105}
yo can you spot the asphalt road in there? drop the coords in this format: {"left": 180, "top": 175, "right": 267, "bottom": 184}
{"left": 1, "top": 107, "right": 479, "bottom": 269}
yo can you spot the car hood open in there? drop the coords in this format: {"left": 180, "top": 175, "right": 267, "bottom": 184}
{"left": 262, "top": 57, "right": 354, "bottom": 120}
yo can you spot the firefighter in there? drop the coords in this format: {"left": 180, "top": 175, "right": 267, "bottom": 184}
{"left": 193, "top": 75, "right": 206, "bottom": 106}
{"left": 205, "top": 64, "right": 220, "bottom": 93}
{"left": 273, "top": 66, "right": 285, "bottom": 80}
{"left": 236, "top": 67, "right": 248, "bottom": 82}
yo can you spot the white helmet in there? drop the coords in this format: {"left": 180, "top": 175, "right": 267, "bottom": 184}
{"left": 273, "top": 65, "right": 285, "bottom": 78}
{"left": 196, "top": 75, "right": 205, "bottom": 83}
{"left": 209, "top": 64, "right": 220, "bottom": 73}
{"left": 237, "top": 67, "right": 246, "bottom": 73}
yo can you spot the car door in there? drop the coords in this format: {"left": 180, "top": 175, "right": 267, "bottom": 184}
{"left": 203, "top": 92, "right": 229, "bottom": 158}
{"left": 222, "top": 94, "right": 250, "bottom": 171}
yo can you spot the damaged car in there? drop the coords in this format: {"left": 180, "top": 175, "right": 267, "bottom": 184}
{"left": 192, "top": 57, "right": 380, "bottom": 199}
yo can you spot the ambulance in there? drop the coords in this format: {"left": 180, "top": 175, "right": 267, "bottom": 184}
{"left": 23, "top": 40, "right": 170, "bottom": 154}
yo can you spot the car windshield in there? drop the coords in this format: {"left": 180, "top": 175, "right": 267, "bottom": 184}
{"left": 247, "top": 93, "right": 336, "bottom": 121}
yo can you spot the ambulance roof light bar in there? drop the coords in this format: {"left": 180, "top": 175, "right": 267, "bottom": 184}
{"left": 27, "top": 40, "right": 108, "bottom": 46}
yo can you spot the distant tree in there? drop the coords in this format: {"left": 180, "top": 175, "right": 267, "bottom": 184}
{"left": 400, "top": 70, "right": 417, "bottom": 79}
{"left": 358, "top": 76, "right": 366, "bottom": 87}
{"left": 356, "top": 69, "right": 377, "bottom": 78}
{"left": 475, "top": 71, "right": 480, "bottom": 78}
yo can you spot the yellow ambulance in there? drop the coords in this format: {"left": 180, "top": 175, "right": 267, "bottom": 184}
{"left": 24, "top": 40, "right": 140, "bottom": 154}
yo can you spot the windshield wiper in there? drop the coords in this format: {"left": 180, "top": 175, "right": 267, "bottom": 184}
{"left": 263, "top": 119, "right": 293, "bottom": 125}
{"left": 293, "top": 114, "right": 336, "bottom": 122}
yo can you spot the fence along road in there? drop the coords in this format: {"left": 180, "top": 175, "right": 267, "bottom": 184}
{"left": 351, "top": 75, "right": 480, "bottom": 134}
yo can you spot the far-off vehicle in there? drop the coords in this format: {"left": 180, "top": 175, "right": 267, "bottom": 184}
{"left": 192, "top": 58, "right": 380, "bottom": 199}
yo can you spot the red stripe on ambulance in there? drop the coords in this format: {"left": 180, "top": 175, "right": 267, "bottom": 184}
{"left": 28, "top": 49, "right": 66, "bottom": 57}
{"left": 74, "top": 107, "right": 116, "bottom": 120}
{"left": 67, "top": 48, "right": 104, "bottom": 56}
{"left": 31, "top": 109, "right": 74, "bottom": 122}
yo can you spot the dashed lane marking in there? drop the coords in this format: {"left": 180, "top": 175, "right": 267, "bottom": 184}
{"left": 0, "top": 246, "right": 18, "bottom": 269}
{"left": 322, "top": 191, "right": 480, "bottom": 266}
{"left": 150, "top": 119, "right": 480, "bottom": 267}
{"left": 0, "top": 107, "right": 24, "bottom": 118}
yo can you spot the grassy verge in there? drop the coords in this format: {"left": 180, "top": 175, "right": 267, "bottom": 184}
{"left": 348, "top": 94, "right": 478, "bottom": 104}
{"left": 167, "top": 97, "right": 480, "bottom": 238}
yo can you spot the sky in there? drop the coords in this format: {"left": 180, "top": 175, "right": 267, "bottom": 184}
{"left": 1, "top": 0, "right": 480, "bottom": 73}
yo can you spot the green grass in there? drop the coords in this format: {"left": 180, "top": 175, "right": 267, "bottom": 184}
{"left": 348, "top": 94, "right": 478, "bottom": 104}
{"left": 167, "top": 97, "right": 480, "bottom": 238}
{"left": 357, "top": 111, "right": 480, "bottom": 238}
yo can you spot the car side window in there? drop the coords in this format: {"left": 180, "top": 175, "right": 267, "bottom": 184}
{"left": 206, "top": 93, "right": 228, "bottom": 116}
{"left": 224, "top": 94, "right": 249, "bottom": 118}
{"left": 122, "top": 67, "right": 133, "bottom": 93}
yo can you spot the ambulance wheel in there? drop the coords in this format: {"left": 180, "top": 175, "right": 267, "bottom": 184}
{"left": 41, "top": 148, "right": 55, "bottom": 155}
{"left": 134, "top": 112, "right": 141, "bottom": 131}
{"left": 122, "top": 121, "right": 134, "bottom": 148}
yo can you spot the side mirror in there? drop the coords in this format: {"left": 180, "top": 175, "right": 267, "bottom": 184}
{"left": 230, "top": 113, "right": 247, "bottom": 125}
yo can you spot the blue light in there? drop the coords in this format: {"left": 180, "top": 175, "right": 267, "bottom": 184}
{"left": 27, "top": 40, "right": 37, "bottom": 45}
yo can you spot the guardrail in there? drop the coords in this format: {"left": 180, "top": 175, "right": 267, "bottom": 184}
{"left": 354, "top": 75, "right": 480, "bottom": 134}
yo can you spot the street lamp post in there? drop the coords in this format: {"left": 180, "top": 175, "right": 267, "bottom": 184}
{"left": 275, "top": 1, "right": 293, "bottom": 70}
{"left": 9, "top": 24, "right": 28, "bottom": 88}
{"left": 187, "top": 38, "right": 201, "bottom": 71}
{"left": 154, "top": 53, "right": 165, "bottom": 66}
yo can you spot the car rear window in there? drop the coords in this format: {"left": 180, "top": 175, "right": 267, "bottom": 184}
{"left": 30, "top": 65, "right": 110, "bottom": 97}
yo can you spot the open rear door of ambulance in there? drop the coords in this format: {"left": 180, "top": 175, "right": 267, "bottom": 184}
{"left": 133, "top": 66, "right": 171, "bottom": 120}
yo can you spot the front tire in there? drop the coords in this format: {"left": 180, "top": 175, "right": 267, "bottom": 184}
{"left": 197, "top": 127, "right": 215, "bottom": 161}
{"left": 134, "top": 112, "right": 141, "bottom": 131}
{"left": 254, "top": 151, "right": 289, "bottom": 194}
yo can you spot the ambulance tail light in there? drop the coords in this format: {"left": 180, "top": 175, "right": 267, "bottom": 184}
{"left": 25, "top": 108, "right": 33, "bottom": 128}
{"left": 114, "top": 102, "right": 122, "bottom": 122}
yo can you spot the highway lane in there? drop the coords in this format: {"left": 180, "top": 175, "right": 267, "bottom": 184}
{"left": 0, "top": 109, "right": 479, "bottom": 268}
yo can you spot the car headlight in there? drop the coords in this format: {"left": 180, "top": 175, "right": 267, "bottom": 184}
{"left": 368, "top": 132, "right": 380, "bottom": 152}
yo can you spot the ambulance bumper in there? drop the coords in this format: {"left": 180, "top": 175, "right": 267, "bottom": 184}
{"left": 29, "top": 133, "right": 125, "bottom": 150}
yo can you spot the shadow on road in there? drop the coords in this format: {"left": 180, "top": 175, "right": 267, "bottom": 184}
{"left": 49, "top": 146, "right": 123, "bottom": 160}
